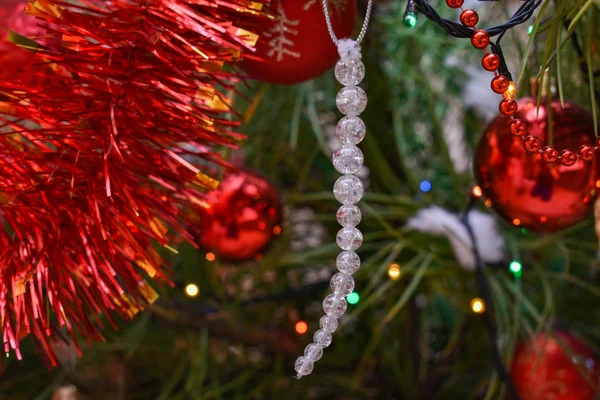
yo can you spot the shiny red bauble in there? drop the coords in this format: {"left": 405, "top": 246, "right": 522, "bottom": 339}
{"left": 511, "top": 331, "right": 600, "bottom": 400}
{"left": 475, "top": 98, "right": 600, "bottom": 232}
{"left": 241, "top": 0, "right": 357, "bottom": 84}
{"left": 0, "top": 0, "right": 44, "bottom": 76}
{"left": 196, "top": 170, "right": 281, "bottom": 261}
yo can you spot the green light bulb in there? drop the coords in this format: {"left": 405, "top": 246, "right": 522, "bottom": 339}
{"left": 403, "top": 12, "right": 418, "bottom": 29}
{"left": 346, "top": 292, "right": 360, "bottom": 305}
{"left": 509, "top": 261, "right": 523, "bottom": 277}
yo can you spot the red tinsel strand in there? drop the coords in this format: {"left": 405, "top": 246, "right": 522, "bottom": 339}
{"left": 0, "top": 0, "right": 270, "bottom": 366}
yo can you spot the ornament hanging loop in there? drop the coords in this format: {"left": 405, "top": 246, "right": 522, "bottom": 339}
{"left": 321, "top": 0, "right": 373, "bottom": 46}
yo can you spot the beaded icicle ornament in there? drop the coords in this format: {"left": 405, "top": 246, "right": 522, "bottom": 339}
{"left": 294, "top": 0, "right": 373, "bottom": 378}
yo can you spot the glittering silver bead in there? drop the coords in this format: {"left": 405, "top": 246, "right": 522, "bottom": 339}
{"left": 322, "top": 293, "right": 348, "bottom": 318}
{"left": 337, "top": 116, "right": 366, "bottom": 144}
{"left": 313, "top": 329, "right": 333, "bottom": 347}
{"left": 336, "top": 227, "right": 363, "bottom": 251}
{"left": 332, "top": 144, "right": 364, "bottom": 174}
{"left": 336, "top": 205, "right": 361, "bottom": 227}
{"left": 336, "top": 86, "right": 367, "bottom": 116}
{"left": 330, "top": 272, "right": 355, "bottom": 296}
{"left": 333, "top": 174, "right": 364, "bottom": 205}
{"left": 336, "top": 251, "right": 361, "bottom": 274}
{"left": 335, "top": 58, "right": 365, "bottom": 86}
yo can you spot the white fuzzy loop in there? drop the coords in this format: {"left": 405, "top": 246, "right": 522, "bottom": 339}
{"left": 407, "top": 206, "right": 505, "bottom": 271}
{"left": 337, "top": 38, "right": 361, "bottom": 60}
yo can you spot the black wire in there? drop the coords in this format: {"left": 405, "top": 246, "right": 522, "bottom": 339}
{"left": 461, "top": 199, "right": 522, "bottom": 400}
{"left": 412, "top": 0, "right": 543, "bottom": 80}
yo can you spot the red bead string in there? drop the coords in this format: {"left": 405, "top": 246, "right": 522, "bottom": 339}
{"left": 446, "top": 0, "right": 597, "bottom": 166}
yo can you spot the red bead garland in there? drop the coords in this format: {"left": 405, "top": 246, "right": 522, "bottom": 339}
{"left": 542, "top": 146, "right": 559, "bottom": 163}
{"left": 446, "top": 0, "right": 464, "bottom": 8}
{"left": 491, "top": 76, "right": 509, "bottom": 94}
{"left": 443, "top": 2, "right": 599, "bottom": 165}
{"left": 471, "top": 30, "right": 489, "bottom": 49}
{"left": 460, "top": 9, "right": 478, "bottom": 27}
{"left": 481, "top": 53, "right": 500, "bottom": 71}
{"left": 499, "top": 98, "right": 518, "bottom": 116}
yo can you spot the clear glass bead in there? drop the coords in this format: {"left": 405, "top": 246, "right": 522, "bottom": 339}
{"left": 330, "top": 272, "right": 355, "bottom": 296}
{"left": 336, "top": 86, "right": 367, "bottom": 116}
{"left": 319, "top": 315, "right": 339, "bottom": 333}
{"left": 313, "top": 329, "right": 333, "bottom": 348}
{"left": 337, "top": 116, "right": 366, "bottom": 144}
{"left": 337, "top": 227, "right": 363, "bottom": 251}
{"left": 322, "top": 293, "right": 347, "bottom": 318}
{"left": 336, "top": 251, "right": 360, "bottom": 274}
{"left": 335, "top": 58, "right": 365, "bottom": 86}
{"left": 295, "top": 356, "right": 314, "bottom": 375}
{"left": 304, "top": 344, "right": 323, "bottom": 362}
{"left": 337, "top": 205, "right": 361, "bottom": 227}
{"left": 332, "top": 144, "right": 364, "bottom": 174}
{"left": 333, "top": 174, "right": 363, "bottom": 205}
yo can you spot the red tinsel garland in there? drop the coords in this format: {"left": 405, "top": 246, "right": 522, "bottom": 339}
{"left": 0, "top": 0, "right": 269, "bottom": 367}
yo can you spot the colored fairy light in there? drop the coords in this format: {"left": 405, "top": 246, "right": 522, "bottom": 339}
{"left": 346, "top": 292, "right": 360, "bottom": 305}
{"left": 206, "top": 252, "right": 216, "bottom": 262}
{"left": 420, "top": 180, "right": 432, "bottom": 193}
{"left": 527, "top": 25, "right": 534, "bottom": 35}
{"left": 509, "top": 260, "right": 523, "bottom": 277}
{"left": 470, "top": 297, "right": 485, "bottom": 314}
{"left": 295, "top": 320, "right": 308, "bottom": 335}
{"left": 403, "top": 11, "right": 418, "bottom": 28}
{"left": 388, "top": 263, "right": 401, "bottom": 280}
{"left": 503, "top": 81, "right": 517, "bottom": 99}
{"left": 472, "top": 185, "right": 483, "bottom": 198}
{"left": 184, "top": 283, "right": 200, "bottom": 298}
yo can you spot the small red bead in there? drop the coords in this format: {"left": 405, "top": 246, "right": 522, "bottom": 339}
{"left": 510, "top": 119, "right": 527, "bottom": 136}
{"left": 499, "top": 99, "right": 518, "bottom": 116}
{"left": 541, "top": 146, "right": 559, "bottom": 163}
{"left": 580, "top": 145, "right": 595, "bottom": 161}
{"left": 560, "top": 150, "right": 577, "bottom": 166}
{"left": 460, "top": 9, "right": 479, "bottom": 27}
{"left": 471, "top": 30, "right": 490, "bottom": 49}
{"left": 481, "top": 53, "right": 500, "bottom": 71}
{"left": 446, "top": 0, "right": 464, "bottom": 8}
{"left": 523, "top": 136, "right": 541, "bottom": 153}
{"left": 491, "top": 76, "right": 510, "bottom": 94}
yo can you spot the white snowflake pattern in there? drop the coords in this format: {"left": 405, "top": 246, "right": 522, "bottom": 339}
{"left": 264, "top": 2, "right": 301, "bottom": 62}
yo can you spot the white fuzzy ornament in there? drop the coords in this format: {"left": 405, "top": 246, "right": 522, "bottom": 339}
{"left": 337, "top": 38, "right": 361, "bottom": 60}
{"left": 407, "top": 206, "right": 505, "bottom": 271}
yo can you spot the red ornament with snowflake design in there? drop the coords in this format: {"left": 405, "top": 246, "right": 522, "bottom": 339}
{"left": 242, "top": 0, "right": 357, "bottom": 84}
{"left": 511, "top": 331, "right": 600, "bottom": 400}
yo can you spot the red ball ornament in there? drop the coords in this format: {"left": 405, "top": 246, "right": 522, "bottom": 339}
{"left": 475, "top": 98, "right": 600, "bottom": 232}
{"left": 241, "top": 0, "right": 357, "bottom": 84}
{"left": 511, "top": 331, "right": 600, "bottom": 400}
{"left": 196, "top": 170, "right": 282, "bottom": 261}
